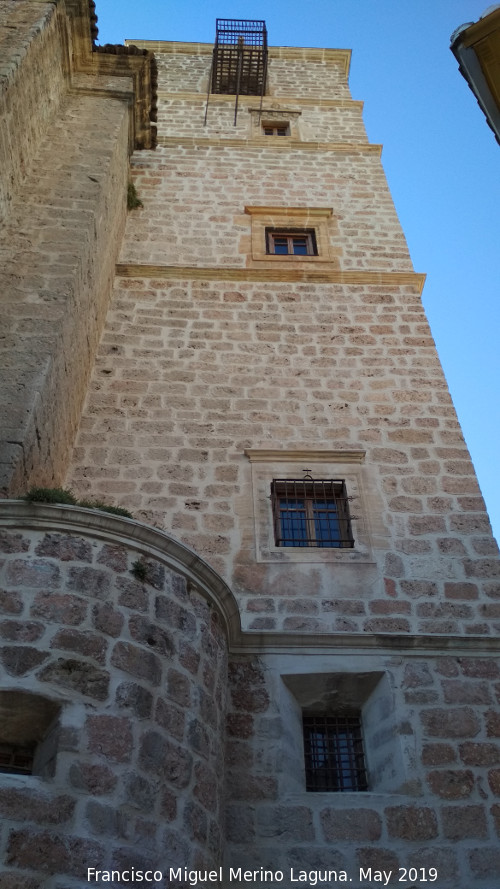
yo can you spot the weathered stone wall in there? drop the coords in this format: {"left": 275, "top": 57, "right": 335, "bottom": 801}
{"left": 66, "top": 42, "right": 499, "bottom": 640}
{"left": 112, "top": 144, "right": 409, "bottom": 270}
{"left": 0, "top": 0, "right": 152, "bottom": 498}
{"left": 0, "top": 90, "right": 130, "bottom": 497}
{"left": 226, "top": 651, "right": 500, "bottom": 887}
{"left": 0, "top": 506, "right": 229, "bottom": 887}
{"left": 0, "top": 0, "right": 68, "bottom": 222}
{"left": 67, "top": 269, "right": 498, "bottom": 636}
{"left": 153, "top": 47, "right": 353, "bottom": 101}
{"left": 157, "top": 97, "right": 368, "bottom": 144}
{"left": 59, "top": 37, "right": 500, "bottom": 887}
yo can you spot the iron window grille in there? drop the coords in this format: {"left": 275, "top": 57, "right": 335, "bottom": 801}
{"left": 271, "top": 479, "right": 354, "bottom": 548}
{"left": 263, "top": 123, "right": 290, "bottom": 136}
{"left": 266, "top": 228, "right": 317, "bottom": 256}
{"left": 0, "top": 742, "right": 34, "bottom": 775}
{"left": 211, "top": 19, "right": 267, "bottom": 96}
{"left": 303, "top": 714, "right": 368, "bottom": 792}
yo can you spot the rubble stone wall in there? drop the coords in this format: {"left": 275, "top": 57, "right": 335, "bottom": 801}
{"left": 0, "top": 507, "right": 229, "bottom": 887}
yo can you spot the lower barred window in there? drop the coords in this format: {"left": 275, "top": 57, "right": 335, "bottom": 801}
{"left": 0, "top": 742, "right": 34, "bottom": 775}
{"left": 303, "top": 714, "right": 368, "bottom": 792}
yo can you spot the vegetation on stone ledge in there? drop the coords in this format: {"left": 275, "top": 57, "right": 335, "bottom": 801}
{"left": 127, "top": 182, "right": 143, "bottom": 210}
{"left": 131, "top": 558, "right": 149, "bottom": 582}
{"left": 23, "top": 488, "right": 133, "bottom": 519}
{"left": 24, "top": 487, "right": 77, "bottom": 505}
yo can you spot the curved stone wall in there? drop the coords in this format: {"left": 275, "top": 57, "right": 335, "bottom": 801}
{"left": 0, "top": 503, "right": 233, "bottom": 887}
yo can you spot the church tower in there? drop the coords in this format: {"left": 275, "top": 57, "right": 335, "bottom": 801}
{"left": 1, "top": 7, "right": 499, "bottom": 887}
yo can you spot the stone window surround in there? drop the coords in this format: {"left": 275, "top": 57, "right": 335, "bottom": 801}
{"left": 244, "top": 449, "right": 373, "bottom": 564}
{"left": 245, "top": 206, "right": 340, "bottom": 265}
{"left": 281, "top": 671, "right": 407, "bottom": 795}
{"left": 270, "top": 477, "right": 354, "bottom": 548}
{"left": 249, "top": 107, "right": 301, "bottom": 139}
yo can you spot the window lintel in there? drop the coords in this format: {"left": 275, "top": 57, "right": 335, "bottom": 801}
{"left": 245, "top": 448, "right": 365, "bottom": 464}
{"left": 245, "top": 206, "right": 332, "bottom": 218}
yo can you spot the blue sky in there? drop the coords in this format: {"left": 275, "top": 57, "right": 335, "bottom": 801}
{"left": 96, "top": 1, "right": 499, "bottom": 542}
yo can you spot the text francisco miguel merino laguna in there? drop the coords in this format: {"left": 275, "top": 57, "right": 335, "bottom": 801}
{"left": 87, "top": 865, "right": 433, "bottom": 885}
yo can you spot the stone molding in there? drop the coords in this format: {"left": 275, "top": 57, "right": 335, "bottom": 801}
{"left": 115, "top": 263, "right": 426, "bottom": 292}
{"left": 0, "top": 501, "right": 240, "bottom": 640}
{"left": 156, "top": 92, "right": 364, "bottom": 109}
{"left": 244, "top": 206, "right": 333, "bottom": 218}
{"left": 2, "top": 501, "right": 499, "bottom": 656}
{"left": 244, "top": 449, "right": 366, "bottom": 463}
{"left": 156, "top": 135, "right": 382, "bottom": 154}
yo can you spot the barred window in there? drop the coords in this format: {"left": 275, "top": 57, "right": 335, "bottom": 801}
{"left": 271, "top": 479, "right": 354, "bottom": 548}
{"left": 0, "top": 690, "right": 61, "bottom": 778}
{"left": 266, "top": 228, "right": 317, "bottom": 256}
{"left": 303, "top": 714, "right": 368, "bottom": 792}
{"left": 0, "top": 742, "right": 34, "bottom": 775}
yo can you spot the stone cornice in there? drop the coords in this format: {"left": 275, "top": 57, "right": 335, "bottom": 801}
{"left": 232, "top": 632, "right": 500, "bottom": 656}
{"left": 156, "top": 91, "right": 364, "bottom": 109}
{"left": 0, "top": 501, "right": 240, "bottom": 641}
{"left": 115, "top": 263, "right": 426, "bottom": 293}
{"left": 155, "top": 135, "right": 381, "bottom": 154}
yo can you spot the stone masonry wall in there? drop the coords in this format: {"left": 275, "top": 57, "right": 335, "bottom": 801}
{"left": 0, "top": 0, "right": 68, "bottom": 222}
{"left": 0, "top": 511, "right": 228, "bottom": 887}
{"left": 157, "top": 98, "right": 368, "bottom": 144}
{"left": 225, "top": 651, "right": 500, "bottom": 888}
{"left": 0, "top": 94, "right": 130, "bottom": 496}
{"left": 114, "top": 145, "right": 409, "bottom": 271}
{"left": 67, "top": 274, "right": 499, "bottom": 635}
{"left": 0, "top": 0, "right": 134, "bottom": 496}
{"left": 66, "top": 44, "right": 499, "bottom": 638}
{"left": 153, "top": 48, "right": 353, "bottom": 101}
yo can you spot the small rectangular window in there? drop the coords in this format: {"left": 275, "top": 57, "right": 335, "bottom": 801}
{"left": 262, "top": 123, "right": 290, "bottom": 136}
{"left": 266, "top": 228, "right": 317, "bottom": 256}
{"left": 0, "top": 742, "right": 34, "bottom": 775}
{"left": 271, "top": 478, "right": 354, "bottom": 548}
{"left": 303, "top": 714, "right": 368, "bottom": 792}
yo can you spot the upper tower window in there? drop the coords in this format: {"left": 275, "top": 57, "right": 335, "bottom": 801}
{"left": 262, "top": 123, "right": 290, "bottom": 136}
{"left": 266, "top": 229, "right": 317, "bottom": 256}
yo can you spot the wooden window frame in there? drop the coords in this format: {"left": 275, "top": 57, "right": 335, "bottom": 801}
{"left": 262, "top": 122, "right": 290, "bottom": 136}
{"left": 266, "top": 228, "right": 317, "bottom": 256}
